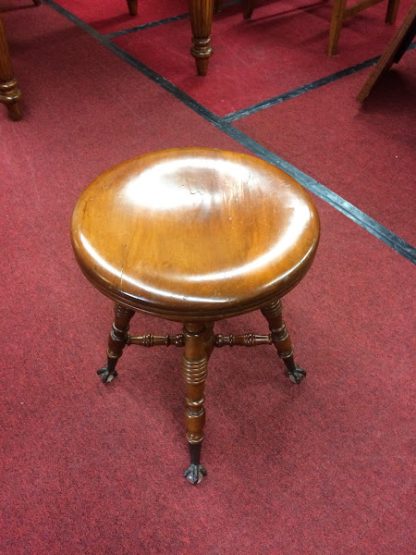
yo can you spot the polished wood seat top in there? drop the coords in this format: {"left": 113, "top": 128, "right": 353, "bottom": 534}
{"left": 71, "top": 148, "right": 320, "bottom": 320}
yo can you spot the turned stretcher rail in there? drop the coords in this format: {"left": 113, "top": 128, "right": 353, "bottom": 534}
{"left": 127, "top": 333, "right": 273, "bottom": 347}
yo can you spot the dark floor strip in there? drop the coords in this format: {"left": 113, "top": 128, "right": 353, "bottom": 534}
{"left": 105, "top": 0, "right": 242, "bottom": 39}
{"left": 214, "top": 125, "right": 416, "bottom": 264}
{"left": 43, "top": 0, "right": 109, "bottom": 40}
{"left": 224, "top": 43, "right": 416, "bottom": 122}
{"left": 43, "top": 2, "right": 223, "bottom": 136}
{"left": 44, "top": 0, "right": 416, "bottom": 265}
{"left": 223, "top": 58, "right": 379, "bottom": 122}
{"left": 105, "top": 13, "right": 189, "bottom": 39}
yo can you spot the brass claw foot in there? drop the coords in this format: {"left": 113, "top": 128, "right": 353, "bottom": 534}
{"left": 97, "top": 367, "right": 118, "bottom": 384}
{"left": 287, "top": 366, "right": 306, "bottom": 384}
{"left": 184, "top": 463, "right": 207, "bottom": 485}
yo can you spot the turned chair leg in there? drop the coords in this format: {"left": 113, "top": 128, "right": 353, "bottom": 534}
{"left": 97, "top": 303, "right": 135, "bottom": 383}
{"left": 126, "top": 0, "right": 137, "bottom": 16}
{"left": 182, "top": 322, "right": 213, "bottom": 484}
{"left": 188, "top": 0, "right": 214, "bottom": 76}
{"left": 261, "top": 299, "right": 306, "bottom": 384}
{"left": 0, "top": 17, "right": 22, "bottom": 121}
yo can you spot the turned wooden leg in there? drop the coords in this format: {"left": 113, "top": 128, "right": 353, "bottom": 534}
{"left": 188, "top": 0, "right": 214, "bottom": 76}
{"left": 327, "top": 0, "right": 346, "bottom": 56}
{"left": 97, "top": 303, "right": 135, "bottom": 383}
{"left": 126, "top": 0, "right": 137, "bottom": 16}
{"left": 261, "top": 299, "right": 306, "bottom": 384}
{"left": 182, "top": 322, "right": 213, "bottom": 484}
{"left": 242, "top": 0, "right": 256, "bottom": 19}
{"left": 0, "top": 17, "right": 22, "bottom": 121}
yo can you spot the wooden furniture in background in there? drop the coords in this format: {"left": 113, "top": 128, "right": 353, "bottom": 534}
{"left": 242, "top": 0, "right": 401, "bottom": 56}
{"left": 0, "top": 0, "right": 138, "bottom": 120}
{"left": 357, "top": 1, "right": 416, "bottom": 101}
{"left": 0, "top": 1, "right": 42, "bottom": 120}
{"left": 0, "top": 15, "right": 21, "bottom": 120}
{"left": 328, "top": 0, "right": 400, "bottom": 55}
{"left": 189, "top": 0, "right": 214, "bottom": 75}
{"left": 71, "top": 148, "right": 320, "bottom": 484}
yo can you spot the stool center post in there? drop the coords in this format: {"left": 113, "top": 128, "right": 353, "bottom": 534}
{"left": 182, "top": 321, "right": 214, "bottom": 484}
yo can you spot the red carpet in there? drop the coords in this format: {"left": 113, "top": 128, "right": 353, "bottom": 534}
{"left": 1, "top": 1, "right": 415, "bottom": 553}
{"left": 236, "top": 49, "right": 416, "bottom": 245}
{"left": 113, "top": 0, "right": 413, "bottom": 115}
{"left": 54, "top": 0, "right": 186, "bottom": 33}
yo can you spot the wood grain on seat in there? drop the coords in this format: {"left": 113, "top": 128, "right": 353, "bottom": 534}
{"left": 71, "top": 148, "right": 320, "bottom": 321}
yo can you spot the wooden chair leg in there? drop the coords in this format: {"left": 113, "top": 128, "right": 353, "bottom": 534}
{"left": 182, "top": 321, "right": 213, "bottom": 484}
{"left": 0, "top": 17, "right": 22, "bottom": 121}
{"left": 188, "top": 0, "right": 214, "bottom": 76}
{"left": 242, "top": 0, "right": 256, "bottom": 19}
{"left": 261, "top": 299, "right": 306, "bottom": 384}
{"left": 385, "top": 0, "right": 400, "bottom": 24}
{"left": 126, "top": 0, "right": 138, "bottom": 16}
{"left": 97, "top": 303, "right": 135, "bottom": 383}
{"left": 328, "top": 0, "right": 347, "bottom": 56}
{"left": 357, "top": 3, "right": 416, "bottom": 101}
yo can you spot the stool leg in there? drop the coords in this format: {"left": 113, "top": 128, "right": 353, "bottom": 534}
{"left": 261, "top": 299, "right": 306, "bottom": 384}
{"left": 97, "top": 303, "right": 135, "bottom": 384}
{"left": 182, "top": 322, "right": 213, "bottom": 484}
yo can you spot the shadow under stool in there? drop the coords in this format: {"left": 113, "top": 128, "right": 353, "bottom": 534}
{"left": 71, "top": 148, "right": 320, "bottom": 484}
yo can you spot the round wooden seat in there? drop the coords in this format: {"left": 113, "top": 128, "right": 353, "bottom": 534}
{"left": 71, "top": 148, "right": 319, "bottom": 321}
{"left": 71, "top": 148, "right": 320, "bottom": 485}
